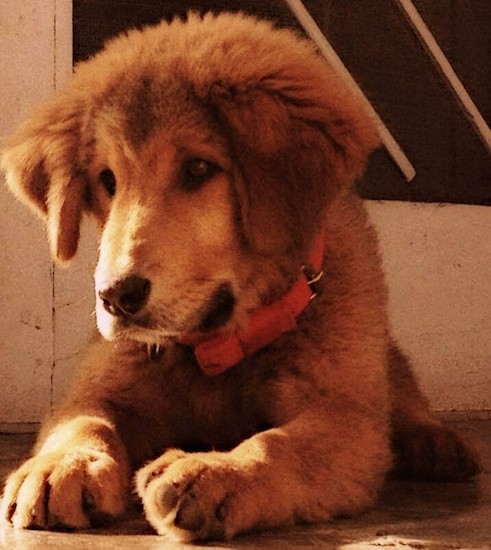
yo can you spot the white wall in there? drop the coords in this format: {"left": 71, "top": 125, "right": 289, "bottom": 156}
{"left": 0, "top": 2, "right": 489, "bottom": 429}
{"left": 367, "top": 201, "right": 490, "bottom": 413}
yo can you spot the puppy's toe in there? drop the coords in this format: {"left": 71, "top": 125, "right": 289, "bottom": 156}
{"left": 135, "top": 449, "right": 188, "bottom": 496}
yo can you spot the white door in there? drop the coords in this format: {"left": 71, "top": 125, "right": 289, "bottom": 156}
{"left": 0, "top": 1, "right": 95, "bottom": 431}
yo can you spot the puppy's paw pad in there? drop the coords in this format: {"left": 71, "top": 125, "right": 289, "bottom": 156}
{"left": 174, "top": 494, "right": 206, "bottom": 532}
{"left": 155, "top": 483, "right": 179, "bottom": 516}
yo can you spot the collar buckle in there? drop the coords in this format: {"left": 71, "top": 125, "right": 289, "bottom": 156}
{"left": 302, "top": 266, "right": 324, "bottom": 301}
{"left": 182, "top": 233, "right": 325, "bottom": 375}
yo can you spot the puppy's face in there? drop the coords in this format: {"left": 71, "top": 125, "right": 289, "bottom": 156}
{"left": 1, "top": 14, "right": 379, "bottom": 348}
{"left": 89, "top": 96, "right": 253, "bottom": 344}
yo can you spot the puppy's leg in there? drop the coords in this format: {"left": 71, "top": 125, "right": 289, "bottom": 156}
{"left": 136, "top": 408, "right": 391, "bottom": 541}
{"left": 388, "top": 340, "right": 480, "bottom": 481}
{"left": 1, "top": 346, "right": 131, "bottom": 532}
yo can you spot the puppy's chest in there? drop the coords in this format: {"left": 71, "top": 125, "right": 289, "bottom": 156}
{"left": 140, "top": 346, "right": 273, "bottom": 451}
{"left": 181, "top": 374, "right": 268, "bottom": 451}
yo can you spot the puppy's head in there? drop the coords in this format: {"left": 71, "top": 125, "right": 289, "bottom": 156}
{"left": 1, "top": 13, "right": 379, "bottom": 345}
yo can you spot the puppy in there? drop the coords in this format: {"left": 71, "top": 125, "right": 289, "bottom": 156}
{"left": 0, "top": 13, "right": 479, "bottom": 542}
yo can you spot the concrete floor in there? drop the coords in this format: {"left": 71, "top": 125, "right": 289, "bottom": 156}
{"left": 0, "top": 420, "right": 490, "bottom": 549}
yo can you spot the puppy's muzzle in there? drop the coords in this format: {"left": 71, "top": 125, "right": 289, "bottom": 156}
{"left": 98, "top": 275, "right": 151, "bottom": 317}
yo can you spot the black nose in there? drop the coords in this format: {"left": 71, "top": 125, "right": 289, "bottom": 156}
{"left": 98, "top": 275, "right": 151, "bottom": 317}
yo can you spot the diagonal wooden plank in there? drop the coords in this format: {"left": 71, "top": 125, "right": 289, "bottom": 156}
{"left": 396, "top": 0, "right": 491, "bottom": 155}
{"left": 285, "top": 0, "right": 417, "bottom": 182}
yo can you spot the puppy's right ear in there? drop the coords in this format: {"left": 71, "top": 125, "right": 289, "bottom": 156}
{"left": 1, "top": 92, "right": 87, "bottom": 263}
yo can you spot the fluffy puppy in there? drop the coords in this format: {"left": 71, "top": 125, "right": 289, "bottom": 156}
{"left": 0, "top": 13, "right": 479, "bottom": 542}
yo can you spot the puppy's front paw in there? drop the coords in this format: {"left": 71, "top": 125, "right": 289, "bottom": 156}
{"left": 136, "top": 450, "right": 243, "bottom": 542}
{"left": 1, "top": 449, "right": 128, "bottom": 530}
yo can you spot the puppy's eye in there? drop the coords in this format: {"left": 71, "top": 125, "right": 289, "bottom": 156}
{"left": 181, "top": 158, "right": 221, "bottom": 191}
{"left": 99, "top": 169, "right": 116, "bottom": 197}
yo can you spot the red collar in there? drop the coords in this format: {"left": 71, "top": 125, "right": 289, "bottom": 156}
{"left": 178, "top": 235, "right": 325, "bottom": 376}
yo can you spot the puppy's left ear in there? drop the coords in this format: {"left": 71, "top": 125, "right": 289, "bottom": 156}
{"left": 1, "top": 92, "right": 87, "bottom": 264}
{"left": 208, "top": 67, "right": 380, "bottom": 254}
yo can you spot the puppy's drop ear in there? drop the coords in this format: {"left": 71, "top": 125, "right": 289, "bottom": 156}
{"left": 1, "top": 94, "right": 87, "bottom": 263}
{"left": 209, "top": 70, "right": 380, "bottom": 255}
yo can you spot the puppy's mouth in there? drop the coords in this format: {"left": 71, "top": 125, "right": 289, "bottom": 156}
{"left": 96, "top": 282, "right": 236, "bottom": 343}
{"left": 195, "top": 282, "right": 236, "bottom": 333}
